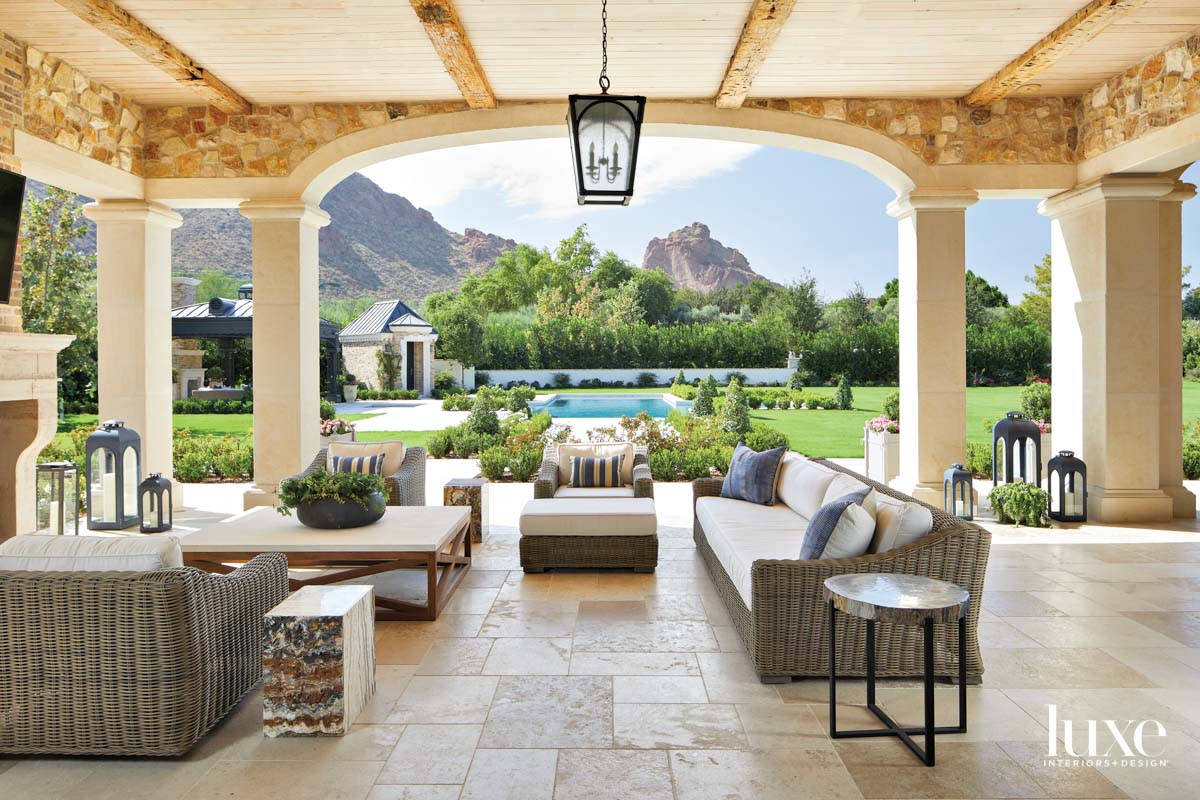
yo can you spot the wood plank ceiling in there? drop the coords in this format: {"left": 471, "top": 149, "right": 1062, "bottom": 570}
{"left": 0, "top": 0, "right": 1196, "bottom": 108}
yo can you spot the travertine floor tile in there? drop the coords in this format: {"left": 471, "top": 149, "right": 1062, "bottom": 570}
{"left": 183, "top": 760, "right": 384, "bottom": 800}
{"left": 983, "top": 590, "right": 1069, "bottom": 617}
{"left": 1006, "top": 616, "right": 1184, "bottom": 649}
{"left": 980, "top": 648, "right": 1156, "bottom": 689}
{"left": 734, "top": 703, "right": 831, "bottom": 749}
{"left": 979, "top": 619, "right": 1046, "bottom": 648}
{"left": 234, "top": 723, "right": 404, "bottom": 761}
{"left": 612, "top": 675, "right": 709, "bottom": 703}
{"left": 697, "top": 651, "right": 784, "bottom": 704}
{"left": 479, "top": 607, "right": 577, "bottom": 638}
{"left": 459, "top": 748, "right": 556, "bottom": 800}
{"left": 356, "top": 665, "right": 416, "bottom": 723}
{"left": 442, "top": 587, "right": 500, "bottom": 615}
{"left": 482, "top": 636, "right": 571, "bottom": 675}
{"left": 568, "top": 650, "right": 699, "bottom": 675}
{"left": 998, "top": 740, "right": 1128, "bottom": 798}
{"left": 1101, "top": 646, "right": 1200, "bottom": 688}
{"left": 1029, "top": 590, "right": 1132, "bottom": 617}
{"left": 415, "top": 638, "right": 495, "bottom": 676}
{"left": 479, "top": 675, "right": 612, "bottom": 748}
{"left": 1119, "top": 611, "right": 1200, "bottom": 647}
{"left": 553, "top": 749, "right": 673, "bottom": 800}
{"left": 573, "top": 620, "right": 719, "bottom": 652}
{"left": 671, "top": 748, "right": 861, "bottom": 800}
{"left": 388, "top": 675, "right": 499, "bottom": 724}
{"left": 614, "top": 703, "right": 747, "bottom": 749}
{"left": 366, "top": 787, "right": 461, "bottom": 800}
{"left": 834, "top": 739, "right": 1043, "bottom": 798}
{"left": 377, "top": 725, "right": 481, "bottom": 785}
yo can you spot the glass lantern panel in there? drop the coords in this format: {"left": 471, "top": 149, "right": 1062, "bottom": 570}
{"left": 574, "top": 99, "right": 636, "bottom": 195}
{"left": 1064, "top": 471, "right": 1085, "bottom": 516}
{"left": 91, "top": 448, "right": 116, "bottom": 523}
{"left": 123, "top": 446, "right": 139, "bottom": 519}
{"left": 36, "top": 470, "right": 55, "bottom": 534}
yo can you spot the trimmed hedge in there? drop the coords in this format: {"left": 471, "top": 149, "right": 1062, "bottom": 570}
{"left": 356, "top": 388, "right": 420, "bottom": 400}
{"left": 174, "top": 398, "right": 252, "bottom": 414}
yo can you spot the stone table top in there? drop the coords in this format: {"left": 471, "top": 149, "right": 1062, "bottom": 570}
{"left": 265, "top": 585, "right": 374, "bottom": 619}
{"left": 823, "top": 573, "right": 969, "bottom": 625}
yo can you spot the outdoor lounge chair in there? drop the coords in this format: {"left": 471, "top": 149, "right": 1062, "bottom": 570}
{"left": 294, "top": 443, "right": 427, "bottom": 506}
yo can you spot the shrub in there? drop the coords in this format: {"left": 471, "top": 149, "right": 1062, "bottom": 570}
{"left": 509, "top": 446, "right": 544, "bottom": 482}
{"left": 746, "top": 394, "right": 762, "bottom": 410}
{"left": 672, "top": 370, "right": 686, "bottom": 386}
{"left": 742, "top": 422, "right": 789, "bottom": 452}
{"left": 174, "top": 398, "right": 253, "bottom": 414}
{"left": 376, "top": 349, "right": 402, "bottom": 390}
{"left": 965, "top": 442, "right": 993, "bottom": 479}
{"left": 433, "top": 370, "right": 459, "bottom": 399}
{"left": 212, "top": 439, "right": 253, "bottom": 480}
{"left": 175, "top": 451, "right": 211, "bottom": 483}
{"left": 205, "top": 365, "right": 224, "bottom": 384}
{"left": 671, "top": 383, "right": 697, "bottom": 400}
{"left": 649, "top": 449, "right": 685, "bottom": 481}
{"left": 474, "top": 371, "right": 490, "bottom": 387}
{"left": 277, "top": 469, "right": 385, "bottom": 517}
{"left": 990, "top": 481, "right": 1048, "bottom": 527}
{"left": 1020, "top": 380, "right": 1052, "bottom": 424}
{"left": 505, "top": 384, "right": 536, "bottom": 416}
{"left": 693, "top": 375, "right": 718, "bottom": 416}
{"left": 835, "top": 375, "right": 854, "bottom": 410}
{"left": 320, "top": 398, "right": 336, "bottom": 420}
{"left": 786, "top": 369, "right": 806, "bottom": 391}
{"left": 636, "top": 371, "right": 658, "bottom": 388}
{"left": 426, "top": 428, "right": 453, "bottom": 458}
{"left": 725, "top": 370, "right": 748, "bottom": 385}
{"left": 466, "top": 398, "right": 501, "bottom": 436}
{"left": 552, "top": 372, "right": 571, "bottom": 388}
{"left": 721, "top": 377, "right": 752, "bottom": 436}
{"left": 883, "top": 391, "right": 900, "bottom": 422}
{"left": 478, "top": 446, "right": 509, "bottom": 481}
{"left": 442, "top": 393, "right": 466, "bottom": 411}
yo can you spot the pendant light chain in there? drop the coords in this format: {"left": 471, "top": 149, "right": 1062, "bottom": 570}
{"left": 599, "top": 0, "right": 610, "bottom": 94}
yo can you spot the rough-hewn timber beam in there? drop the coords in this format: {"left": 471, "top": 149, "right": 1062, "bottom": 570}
{"left": 964, "top": 0, "right": 1146, "bottom": 107}
{"left": 53, "top": 0, "right": 249, "bottom": 113}
{"left": 716, "top": 0, "right": 798, "bottom": 109}
{"left": 409, "top": 0, "right": 496, "bottom": 109}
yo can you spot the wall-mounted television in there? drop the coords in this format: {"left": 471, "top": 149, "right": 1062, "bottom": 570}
{"left": 0, "top": 167, "right": 28, "bottom": 305}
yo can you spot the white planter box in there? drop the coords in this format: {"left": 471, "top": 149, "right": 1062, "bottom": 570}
{"left": 863, "top": 426, "right": 900, "bottom": 485}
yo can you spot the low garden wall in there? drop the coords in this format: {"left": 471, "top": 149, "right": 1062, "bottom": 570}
{"left": 482, "top": 368, "right": 794, "bottom": 388}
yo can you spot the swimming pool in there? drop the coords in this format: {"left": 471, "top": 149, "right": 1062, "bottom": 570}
{"left": 529, "top": 393, "right": 690, "bottom": 419}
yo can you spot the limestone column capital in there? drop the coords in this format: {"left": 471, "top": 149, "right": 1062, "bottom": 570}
{"left": 82, "top": 200, "right": 182, "bottom": 229}
{"left": 1162, "top": 181, "right": 1197, "bottom": 204}
{"left": 1038, "top": 174, "right": 1179, "bottom": 218}
{"left": 886, "top": 188, "right": 978, "bottom": 219}
{"left": 238, "top": 199, "right": 331, "bottom": 229}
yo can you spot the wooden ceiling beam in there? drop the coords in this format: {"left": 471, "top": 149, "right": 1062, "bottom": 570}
{"left": 409, "top": 0, "right": 496, "bottom": 109}
{"left": 52, "top": 0, "right": 249, "bottom": 113}
{"left": 716, "top": 0, "right": 798, "bottom": 109}
{"left": 964, "top": 0, "right": 1146, "bottom": 107}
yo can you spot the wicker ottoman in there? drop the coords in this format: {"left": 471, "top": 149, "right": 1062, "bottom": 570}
{"left": 519, "top": 497, "right": 658, "bottom": 573}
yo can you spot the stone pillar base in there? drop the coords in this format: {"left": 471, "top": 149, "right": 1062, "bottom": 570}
{"left": 889, "top": 476, "right": 944, "bottom": 508}
{"left": 1160, "top": 484, "right": 1197, "bottom": 519}
{"left": 243, "top": 485, "right": 278, "bottom": 510}
{"left": 1088, "top": 487, "right": 1174, "bottom": 524}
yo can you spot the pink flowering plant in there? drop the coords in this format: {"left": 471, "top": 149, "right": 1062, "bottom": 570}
{"left": 865, "top": 415, "right": 899, "bottom": 435}
{"left": 319, "top": 418, "right": 354, "bottom": 436}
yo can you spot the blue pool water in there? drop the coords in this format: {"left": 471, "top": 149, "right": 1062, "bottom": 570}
{"left": 530, "top": 394, "right": 689, "bottom": 419}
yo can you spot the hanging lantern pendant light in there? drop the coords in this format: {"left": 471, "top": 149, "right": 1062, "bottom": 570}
{"left": 567, "top": 0, "right": 646, "bottom": 206}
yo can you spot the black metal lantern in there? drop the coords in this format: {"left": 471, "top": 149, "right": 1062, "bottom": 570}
{"left": 992, "top": 411, "right": 1042, "bottom": 487}
{"left": 567, "top": 0, "right": 645, "bottom": 205}
{"left": 1047, "top": 450, "right": 1087, "bottom": 522}
{"left": 139, "top": 472, "right": 173, "bottom": 533}
{"left": 85, "top": 420, "right": 141, "bottom": 530}
{"left": 943, "top": 463, "right": 974, "bottom": 520}
{"left": 36, "top": 461, "right": 79, "bottom": 535}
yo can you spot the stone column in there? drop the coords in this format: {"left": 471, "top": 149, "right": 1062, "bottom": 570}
{"left": 1159, "top": 182, "right": 1196, "bottom": 517}
{"left": 423, "top": 336, "right": 435, "bottom": 398}
{"left": 888, "top": 189, "right": 977, "bottom": 505}
{"left": 1038, "top": 175, "right": 1182, "bottom": 523}
{"left": 240, "top": 200, "right": 330, "bottom": 508}
{"left": 84, "top": 201, "right": 183, "bottom": 505}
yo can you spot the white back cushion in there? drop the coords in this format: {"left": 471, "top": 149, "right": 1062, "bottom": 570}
{"left": 557, "top": 442, "right": 634, "bottom": 486}
{"left": 0, "top": 535, "right": 183, "bottom": 572}
{"left": 776, "top": 454, "right": 838, "bottom": 519}
{"left": 822, "top": 475, "right": 877, "bottom": 523}
{"left": 816, "top": 503, "right": 876, "bottom": 560}
{"left": 869, "top": 496, "right": 934, "bottom": 553}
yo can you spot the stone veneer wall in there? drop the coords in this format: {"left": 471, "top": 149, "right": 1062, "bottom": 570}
{"left": 341, "top": 340, "right": 385, "bottom": 391}
{"left": 0, "top": 34, "right": 23, "bottom": 333}
{"left": 747, "top": 96, "right": 1078, "bottom": 165}
{"left": 22, "top": 48, "right": 144, "bottom": 176}
{"left": 1077, "top": 33, "right": 1200, "bottom": 161}
{"left": 142, "top": 101, "right": 467, "bottom": 178}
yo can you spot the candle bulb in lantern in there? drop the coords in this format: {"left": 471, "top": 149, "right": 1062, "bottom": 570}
{"left": 102, "top": 471, "right": 117, "bottom": 522}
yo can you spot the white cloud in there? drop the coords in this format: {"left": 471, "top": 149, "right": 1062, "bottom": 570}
{"left": 359, "top": 137, "right": 760, "bottom": 221}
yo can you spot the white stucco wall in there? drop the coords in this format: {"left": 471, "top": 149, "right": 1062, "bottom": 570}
{"left": 480, "top": 368, "right": 794, "bottom": 387}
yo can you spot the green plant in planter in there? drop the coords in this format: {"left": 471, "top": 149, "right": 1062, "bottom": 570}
{"left": 883, "top": 391, "right": 900, "bottom": 422}
{"left": 478, "top": 446, "right": 509, "bottom": 481}
{"left": 989, "top": 481, "right": 1049, "bottom": 527}
{"left": 276, "top": 469, "right": 386, "bottom": 517}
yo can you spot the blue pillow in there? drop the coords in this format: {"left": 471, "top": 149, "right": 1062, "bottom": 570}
{"left": 800, "top": 487, "right": 872, "bottom": 559}
{"left": 720, "top": 444, "right": 788, "bottom": 505}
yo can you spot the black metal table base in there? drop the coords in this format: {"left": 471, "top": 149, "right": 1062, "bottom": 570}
{"left": 828, "top": 600, "right": 968, "bottom": 766}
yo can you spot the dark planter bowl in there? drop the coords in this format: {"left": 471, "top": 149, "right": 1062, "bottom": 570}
{"left": 295, "top": 492, "right": 386, "bottom": 529}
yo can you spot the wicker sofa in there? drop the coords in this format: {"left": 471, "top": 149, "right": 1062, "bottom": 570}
{"left": 0, "top": 553, "right": 288, "bottom": 756}
{"left": 693, "top": 457, "right": 991, "bottom": 684}
{"left": 294, "top": 444, "right": 426, "bottom": 506}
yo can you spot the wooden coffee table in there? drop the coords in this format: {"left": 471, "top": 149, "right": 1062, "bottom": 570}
{"left": 181, "top": 506, "right": 471, "bottom": 620}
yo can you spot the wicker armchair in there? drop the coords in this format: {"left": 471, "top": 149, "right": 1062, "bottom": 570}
{"left": 693, "top": 458, "right": 990, "bottom": 684}
{"left": 294, "top": 445, "right": 426, "bottom": 506}
{"left": 0, "top": 554, "right": 289, "bottom": 756}
{"left": 534, "top": 443, "right": 653, "bottom": 499}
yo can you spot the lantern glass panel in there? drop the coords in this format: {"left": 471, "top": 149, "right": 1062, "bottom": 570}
{"left": 36, "top": 463, "right": 78, "bottom": 535}
{"left": 90, "top": 446, "right": 117, "bottom": 524}
{"left": 569, "top": 95, "right": 644, "bottom": 204}
{"left": 123, "top": 446, "right": 139, "bottom": 513}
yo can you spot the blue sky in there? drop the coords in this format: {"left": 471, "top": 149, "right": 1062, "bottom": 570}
{"left": 361, "top": 139, "right": 1200, "bottom": 303}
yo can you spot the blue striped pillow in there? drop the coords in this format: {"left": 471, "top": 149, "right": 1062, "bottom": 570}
{"left": 721, "top": 444, "right": 788, "bottom": 505}
{"left": 570, "top": 455, "right": 624, "bottom": 488}
{"left": 330, "top": 453, "right": 385, "bottom": 476}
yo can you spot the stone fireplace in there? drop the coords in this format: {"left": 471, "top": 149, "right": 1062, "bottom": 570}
{"left": 0, "top": 331, "right": 72, "bottom": 540}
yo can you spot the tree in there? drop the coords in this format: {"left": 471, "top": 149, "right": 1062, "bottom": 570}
{"left": 720, "top": 377, "right": 752, "bottom": 435}
{"left": 835, "top": 375, "right": 854, "bottom": 410}
{"left": 823, "top": 282, "right": 873, "bottom": 332}
{"left": 628, "top": 268, "right": 676, "bottom": 325}
{"left": 20, "top": 185, "right": 97, "bottom": 403}
{"left": 879, "top": 278, "right": 899, "bottom": 307}
{"left": 965, "top": 269, "right": 1009, "bottom": 327}
{"left": 1017, "top": 254, "right": 1051, "bottom": 332}
{"left": 693, "top": 375, "right": 718, "bottom": 416}
{"left": 588, "top": 251, "right": 636, "bottom": 289}
{"left": 426, "top": 297, "right": 484, "bottom": 384}
{"left": 192, "top": 269, "right": 242, "bottom": 302}
{"left": 761, "top": 273, "right": 823, "bottom": 346}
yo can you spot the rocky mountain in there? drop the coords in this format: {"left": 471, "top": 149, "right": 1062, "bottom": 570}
{"left": 642, "top": 222, "right": 762, "bottom": 291}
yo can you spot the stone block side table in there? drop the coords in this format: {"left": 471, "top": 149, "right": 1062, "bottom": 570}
{"left": 262, "top": 585, "right": 376, "bottom": 737}
{"left": 445, "top": 477, "right": 488, "bottom": 542}
{"left": 823, "top": 573, "right": 969, "bottom": 766}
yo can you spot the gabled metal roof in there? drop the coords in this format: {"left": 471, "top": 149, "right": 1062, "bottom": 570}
{"left": 340, "top": 299, "right": 437, "bottom": 342}
{"left": 171, "top": 297, "right": 339, "bottom": 341}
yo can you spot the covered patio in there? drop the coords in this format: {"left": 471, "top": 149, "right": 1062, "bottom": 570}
{"left": 2, "top": 1, "right": 1200, "bottom": 798}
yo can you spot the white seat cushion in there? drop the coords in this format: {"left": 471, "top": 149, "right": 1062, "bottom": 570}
{"left": 520, "top": 498, "right": 657, "bottom": 536}
{"left": 775, "top": 454, "right": 838, "bottom": 518}
{"left": 695, "top": 497, "right": 807, "bottom": 607}
{"left": 556, "top": 443, "right": 634, "bottom": 486}
{"left": 554, "top": 486, "right": 636, "bottom": 499}
{"left": 0, "top": 534, "right": 183, "bottom": 572}
{"left": 869, "top": 495, "right": 934, "bottom": 553}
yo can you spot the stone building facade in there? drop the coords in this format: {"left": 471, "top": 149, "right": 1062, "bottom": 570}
{"left": 0, "top": 34, "right": 23, "bottom": 334}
